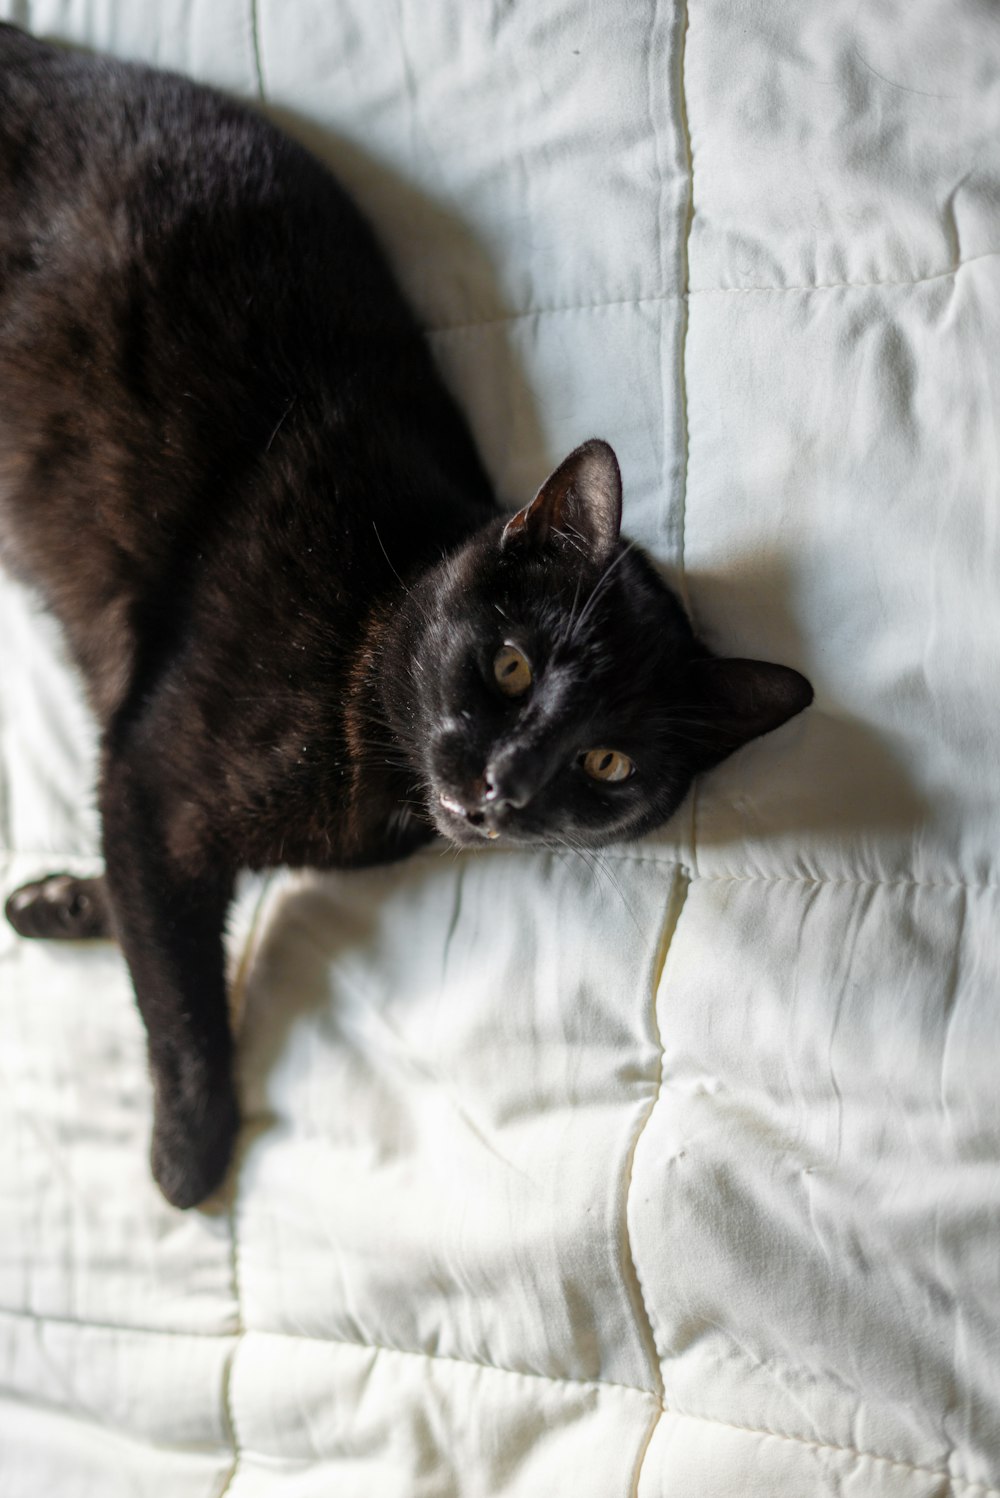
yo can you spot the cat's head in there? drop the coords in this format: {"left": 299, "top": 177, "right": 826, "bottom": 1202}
{"left": 386, "top": 439, "right": 812, "bottom": 849}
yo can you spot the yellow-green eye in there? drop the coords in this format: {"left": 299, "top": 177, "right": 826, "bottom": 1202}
{"left": 494, "top": 644, "right": 533, "bottom": 697}
{"left": 582, "top": 748, "right": 634, "bottom": 782}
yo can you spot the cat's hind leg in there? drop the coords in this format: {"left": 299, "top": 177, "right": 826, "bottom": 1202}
{"left": 4, "top": 873, "right": 113, "bottom": 940}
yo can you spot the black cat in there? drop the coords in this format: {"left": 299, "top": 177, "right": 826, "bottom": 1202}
{"left": 0, "top": 25, "right": 812, "bottom": 1208}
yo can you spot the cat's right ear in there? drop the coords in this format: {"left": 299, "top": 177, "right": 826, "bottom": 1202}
{"left": 500, "top": 439, "right": 623, "bottom": 569}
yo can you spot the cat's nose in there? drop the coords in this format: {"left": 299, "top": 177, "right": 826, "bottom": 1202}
{"left": 482, "top": 764, "right": 533, "bottom": 811}
{"left": 439, "top": 763, "right": 534, "bottom": 836}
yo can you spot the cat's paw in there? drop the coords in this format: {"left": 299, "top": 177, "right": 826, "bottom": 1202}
{"left": 151, "top": 1077, "right": 240, "bottom": 1210}
{"left": 5, "top": 874, "right": 112, "bottom": 940}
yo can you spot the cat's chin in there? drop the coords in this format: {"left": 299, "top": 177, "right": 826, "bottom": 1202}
{"left": 432, "top": 812, "right": 503, "bottom": 848}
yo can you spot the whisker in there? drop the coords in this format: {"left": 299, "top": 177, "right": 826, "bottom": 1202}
{"left": 265, "top": 394, "right": 297, "bottom": 452}
{"left": 568, "top": 540, "right": 637, "bottom": 643}
{"left": 554, "top": 831, "right": 644, "bottom": 940}
{"left": 371, "top": 521, "right": 437, "bottom": 632}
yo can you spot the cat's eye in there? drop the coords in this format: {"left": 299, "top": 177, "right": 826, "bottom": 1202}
{"left": 493, "top": 644, "right": 533, "bottom": 697}
{"left": 581, "top": 748, "right": 634, "bottom": 782}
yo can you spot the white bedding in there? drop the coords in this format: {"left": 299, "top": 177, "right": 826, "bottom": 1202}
{"left": 1, "top": 1, "right": 998, "bottom": 1494}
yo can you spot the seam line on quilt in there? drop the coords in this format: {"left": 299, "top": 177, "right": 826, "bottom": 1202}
{"left": 623, "top": 862, "right": 690, "bottom": 1488}
{"left": 215, "top": 1196, "right": 246, "bottom": 1498}
{"left": 3, "top": 843, "right": 997, "bottom": 889}
{"left": 418, "top": 850, "right": 998, "bottom": 889}
{"left": 248, "top": 1335, "right": 656, "bottom": 1399}
{"left": 413, "top": 860, "right": 999, "bottom": 891}
{"left": 214, "top": 879, "right": 276, "bottom": 1498}
{"left": 215, "top": 1174, "right": 244, "bottom": 1498}
{"left": 0, "top": 1304, "right": 237, "bottom": 1339}
{"left": 248, "top": 0, "right": 266, "bottom": 101}
{"left": 667, "top": 1405, "right": 1000, "bottom": 1496}
{"left": 644, "top": 0, "right": 681, "bottom": 648}
{"left": 672, "top": 0, "right": 694, "bottom": 626}
{"left": 0, "top": 1300, "right": 656, "bottom": 1398}
{"left": 688, "top": 248, "right": 1000, "bottom": 297}
{"left": 425, "top": 247, "right": 1000, "bottom": 336}
{"left": 673, "top": 0, "right": 698, "bottom": 877}
{"left": 629, "top": 1400, "right": 664, "bottom": 1498}
{"left": 629, "top": 10, "right": 695, "bottom": 1490}
{"left": 699, "top": 873, "right": 1000, "bottom": 891}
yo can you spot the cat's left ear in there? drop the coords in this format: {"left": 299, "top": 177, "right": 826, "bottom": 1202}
{"left": 692, "top": 656, "right": 813, "bottom": 767}
{"left": 500, "top": 439, "right": 622, "bottom": 568}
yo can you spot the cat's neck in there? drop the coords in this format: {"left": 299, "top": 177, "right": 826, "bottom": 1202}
{"left": 326, "top": 577, "right": 436, "bottom": 864}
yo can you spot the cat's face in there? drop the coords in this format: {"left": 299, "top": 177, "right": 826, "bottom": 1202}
{"left": 389, "top": 441, "right": 812, "bottom": 850}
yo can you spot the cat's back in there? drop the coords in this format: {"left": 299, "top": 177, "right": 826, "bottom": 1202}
{"left": 0, "top": 26, "right": 489, "bottom": 720}
{"left": 0, "top": 25, "right": 371, "bottom": 275}
{"left": 1, "top": 26, "right": 314, "bottom": 297}
{"left": 0, "top": 23, "right": 415, "bottom": 408}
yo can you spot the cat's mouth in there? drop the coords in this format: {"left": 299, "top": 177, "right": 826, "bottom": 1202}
{"left": 438, "top": 791, "right": 500, "bottom": 837}
{"left": 434, "top": 790, "right": 506, "bottom": 845}
{"left": 427, "top": 740, "right": 557, "bottom": 847}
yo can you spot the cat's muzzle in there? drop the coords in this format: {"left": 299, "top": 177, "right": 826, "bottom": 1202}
{"left": 433, "top": 750, "right": 544, "bottom": 844}
{"left": 438, "top": 785, "right": 502, "bottom": 839}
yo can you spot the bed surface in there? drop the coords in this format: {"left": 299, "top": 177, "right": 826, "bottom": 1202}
{"left": 1, "top": 1, "right": 998, "bottom": 1494}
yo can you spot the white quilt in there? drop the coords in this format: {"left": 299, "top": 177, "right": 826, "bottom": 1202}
{"left": 1, "top": 1, "right": 998, "bottom": 1494}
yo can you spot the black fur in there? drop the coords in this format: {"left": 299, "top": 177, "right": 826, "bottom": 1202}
{"left": 0, "top": 26, "right": 811, "bottom": 1208}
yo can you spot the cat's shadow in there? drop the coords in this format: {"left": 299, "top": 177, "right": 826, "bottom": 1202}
{"left": 684, "top": 548, "right": 927, "bottom": 850}
{"left": 239, "top": 542, "right": 927, "bottom": 1098}
{"left": 239, "top": 545, "right": 928, "bottom": 1085}
{"left": 263, "top": 103, "right": 512, "bottom": 324}
{"left": 233, "top": 872, "right": 381, "bottom": 1116}
{"left": 263, "top": 102, "right": 548, "bottom": 505}
{"left": 35, "top": 38, "right": 549, "bottom": 503}
{"left": 249, "top": 120, "right": 926, "bottom": 861}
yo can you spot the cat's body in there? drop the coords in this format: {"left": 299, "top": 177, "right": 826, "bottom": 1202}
{"left": 0, "top": 24, "right": 489, "bottom": 870}
{"left": 0, "top": 25, "right": 812, "bottom": 1208}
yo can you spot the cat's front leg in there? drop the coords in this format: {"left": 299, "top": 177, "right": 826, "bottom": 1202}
{"left": 99, "top": 748, "right": 239, "bottom": 1210}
